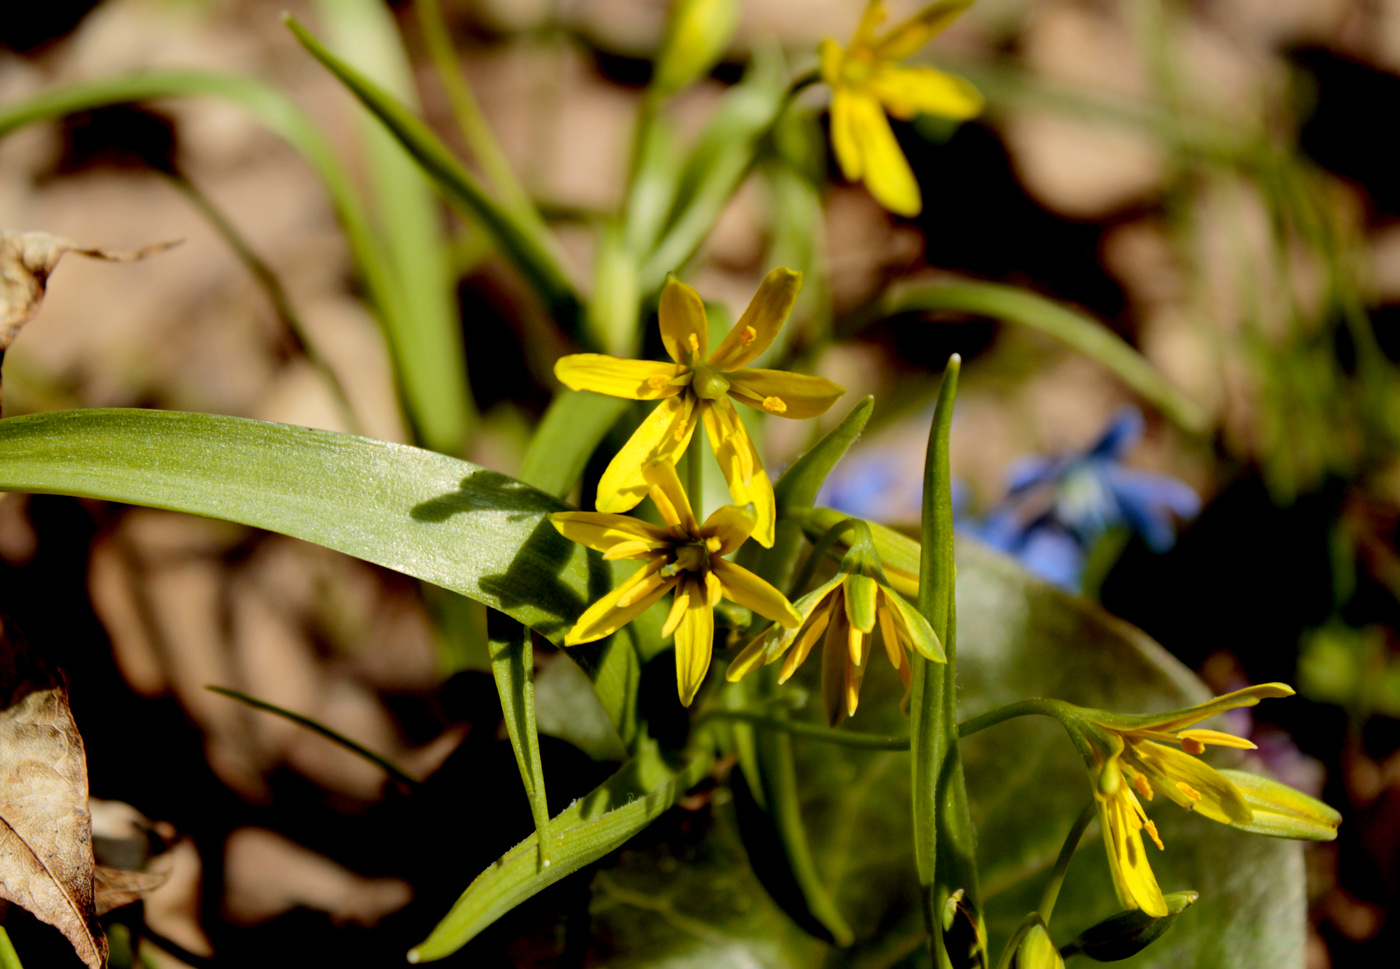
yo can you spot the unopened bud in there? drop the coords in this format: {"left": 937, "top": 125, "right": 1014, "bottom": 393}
{"left": 1013, "top": 920, "right": 1063, "bottom": 969}
{"left": 1061, "top": 891, "right": 1198, "bottom": 961}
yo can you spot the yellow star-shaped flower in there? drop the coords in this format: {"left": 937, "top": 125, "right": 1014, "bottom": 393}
{"left": 727, "top": 534, "right": 943, "bottom": 725}
{"left": 551, "top": 462, "right": 801, "bottom": 705}
{"left": 821, "top": 0, "right": 984, "bottom": 216}
{"left": 1080, "top": 683, "right": 1295, "bottom": 917}
{"left": 554, "top": 267, "right": 845, "bottom": 547}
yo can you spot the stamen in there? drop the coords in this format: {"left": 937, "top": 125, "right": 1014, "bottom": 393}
{"left": 1176, "top": 782, "right": 1202, "bottom": 803}
{"left": 1180, "top": 737, "right": 1206, "bottom": 756}
{"left": 646, "top": 374, "right": 670, "bottom": 390}
{"left": 705, "top": 536, "right": 723, "bottom": 553}
{"left": 687, "top": 333, "right": 700, "bottom": 355}
{"left": 1132, "top": 773, "right": 1154, "bottom": 800}
{"left": 1144, "top": 819, "right": 1165, "bottom": 850}
{"left": 761, "top": 395, "right": 787, "bottom": 414}
{"left": 739, "top": 325, "right": 758, "bottom": 347}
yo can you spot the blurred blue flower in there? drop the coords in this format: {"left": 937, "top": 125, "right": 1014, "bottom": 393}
{"left": 968, "top": 408, "right": 1200, "bottom": 591}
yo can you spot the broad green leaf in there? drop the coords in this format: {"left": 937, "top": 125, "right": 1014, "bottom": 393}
{"left": 409, "top": 743, "right": 715, "bottom": 962}
{"left": 488, "top": 615, "right": 552, "bottom": 867}
{"left": 885, "top": 281, "right": 1208, "bottom": 434}
{"left": 577, "top": 542, "right": 1307, "bottom": 969}
{"left": 313, "top": 0, "right": 471, "bottom": 455}
{"left": 0, "top": 409, "right": 641, "bottom": 735}
{"left": 285, "top": 16, "right": 583, "bottom": 332}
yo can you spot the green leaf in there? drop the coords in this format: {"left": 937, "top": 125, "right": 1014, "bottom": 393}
{"left": 0, "top": 409, "right": 641, "bottom": 731}
{"left": 312, "top": 0, "right": 472, "bottom": 454}
{"left": 409, "top": 743, "right": 715, "bottom": 962}
{"left": 488, "top": 615, "right": 552, "bottom": 867}
{"left": 285, "top": 16, "right": 583, "bottom": 332}
{"left": 0, "top": 927, "right": 23, "bottom": 969}
{"left": 885, "top": 281, "right": 1208, "bottom": 434}
{"left": 518, "top": 390, "right": 631, "bottom": 500}
{"left": 577, "top": 542, "right": 1307, "bottom": 969}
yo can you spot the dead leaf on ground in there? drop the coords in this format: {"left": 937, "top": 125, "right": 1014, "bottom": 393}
{"left": 93, "top": 865, "right": 169, "bottom": 917}
{"left": 0, "top": 618, "right": 105, "bottom": 968}
{"left": 0, "top": 229, "right": 180, "bottom": 408}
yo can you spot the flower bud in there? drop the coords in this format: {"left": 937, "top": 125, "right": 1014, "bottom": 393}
{"left": 1061, "top": 891, "right": 1198, "bottom": 961}
{"left": 1013, "top": 919, "right": 1064, "bottom": 969}
{"left": 653, "top": 0, "right": 740, "bottom": 95}
{"left": 1217, "top": 769, "right": 1341, "bottom": 841}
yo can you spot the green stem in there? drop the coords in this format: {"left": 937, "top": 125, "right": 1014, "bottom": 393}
{"left": 956, "top": 698, "right": 1079, "bottom": 739}
{"left": 1037, "top": 801, "right": 1095, "bottom": 923}
{"left": 206, "top": 685, "right": 418, "bottom": 792}
{"left": 786, "top": 515, "right": 862, "bottom": 598}
{"left": 685, "top": 427, "right": 704, "bottom": 517}
{"left": 702, "top": 709, "right": 910, "bottom": 749}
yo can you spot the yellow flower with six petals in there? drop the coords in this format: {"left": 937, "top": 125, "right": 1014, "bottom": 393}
{"left": 726, "top": 529, "right": 943, "bottom": 725}
{"left": 551, "top": 462, "right": 801, "bottom": 705}
{"left": 821, "top": 0, "right": 983, "bottom": 216}
{"left": 1077, "top": 683, "right": 1295, "bottom": 917}
{"left": 554, "top": 267, "right": 845, "bottom": 548}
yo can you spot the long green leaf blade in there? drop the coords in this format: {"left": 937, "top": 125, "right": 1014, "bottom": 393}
{"left": 409, "top": 746, "right": 714, "bottom": 962}
{"left": 284, "top": 16, "right": 582, "bottom": 329}
{"left": 488, "top": 615, "right": 552, "bottom": 867}
{"left": 887, "top": 281, "right": 1207, "bottom": 433}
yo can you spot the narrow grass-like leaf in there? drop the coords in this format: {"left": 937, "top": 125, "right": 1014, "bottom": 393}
{"left": 206, "top": 686, "right": 418, "bottom": 793}
{"left": 408, "top": 745, "right": 714, "bottom": 962}
{"left": 518, "top": 391, "right": 631, "bottom": 499}
{"left": 0, "top": 927, "right": 22, "bottom": 969}
{"left": 487, "top": 615, "right": 551, "bottom": 867}
{"left": 285, "top": 16, "right": 582, "bottom": 331}
{"left": 313, "top": 0, "right": 471, "bottom": 455}
{"left": 887, "top": 281, "right": 1207, "bottom": 433}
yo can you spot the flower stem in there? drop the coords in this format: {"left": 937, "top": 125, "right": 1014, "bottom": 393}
{"left": 685, "top": 430, "right": 704, "bottom": 519}
{"left": 701, "top": 709, "right": 910, "bottom": 749}
{"left": 1038, "top": 801, "right": 1095, "bottom": 923}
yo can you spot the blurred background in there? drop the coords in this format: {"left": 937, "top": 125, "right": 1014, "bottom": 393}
{"left": 2, "top": 0, "right": 1398, "bottom": 965}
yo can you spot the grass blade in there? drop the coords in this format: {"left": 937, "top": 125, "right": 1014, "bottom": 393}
{"left": 488, "top": 616, "right": 551, "bottom": 867}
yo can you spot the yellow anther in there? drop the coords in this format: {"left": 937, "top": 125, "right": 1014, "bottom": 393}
{"left": 1176, "top": 782, "right": 1202, "bottom": 803}
{"left": 1180, "top": 737, "right": 1206, "bottom": 756}
{"left": 762, "top": 395, "right": 788, "bottom": 414}
{"left": 687, "top": 333, "right": 700, "bottom": 354}
{"left": 1132, "top": 773, "right": 1154, "bottom": 800}
{"left": 1144, "top": 819, "right": 1165, "bottom": 850}
{"left": 704, "top": 536, "right": 723, "bottom": 553}
{"left": 739, "top": 325, "right": 758, "bottom": 347}
{"left": 647, "top": 374, "right": 671, "bottom": 390}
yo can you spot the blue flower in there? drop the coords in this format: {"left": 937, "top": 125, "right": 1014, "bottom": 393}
{"left": 969, "top": 408, "right": 1200, "bottom": 590}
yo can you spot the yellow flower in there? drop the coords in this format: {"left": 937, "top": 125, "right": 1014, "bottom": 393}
{"left": 726, "top": 536, "right": 943, "bottom": 725}
{"left": 821, "top": 0, "right": 983, "bottom": 216}
{"left": 551, "top": 461, "right": 801, "bottom": 705}
{"left": 555, "top": 267, "right": 844, "bottom": 547}
{"left": 1079, "top": 683, "right": 1295, "bottom": 917}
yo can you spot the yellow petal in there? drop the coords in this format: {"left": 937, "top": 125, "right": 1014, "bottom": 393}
{"left": 708, "top": 267, "right": 802, "bottom": 371}
{"left": 726, "top": 368, "right": 845, "bottom": 419}
{"left": 868, "top": 64, "right": 982, "bottom": 121}
{"left": 674, "top": 575, "right": 715, "bottom": 705}
{"left": 661, "top": 580, "right": 693, "bottom": 638}
{"left": 1138, "top": 683, "right": 1295, "bottom": 734}
{"left": 658, "top": 275, "right": 709, "bottom": 365}
{"left": 566, "top": 560, "right": 677, "bottom": 645}
{"left": 712, "top": 558, "right": 801, "bottom": 628}
{"left": 846, "top": 634, "right": 868, "bottom": 716}
{"left": 850, "top": 0, "right": 887, "bottom": 52}
{"left": 780, "top": 604, "right": 832, "bottom": 682}
{"left": 701, "top": 398, "right": 776, "bottom": 547}
{"left": 819, "top": 37, "right": 845, "bottom": 88}
{"left": 727, "top": 631, "right": 773, "bottom": 681}
{"left": 873, "top": 0, "right": 972, "bottom": 60}
{"left": 596, "top": 395, "right": 699, "bottom": 514}
{"left": 822, "top": 605, "right": 852, "bottom": 726}
{"left": 701, "top": 503, "right": 757, "bottom": 554}
{"left": 554, "top": 354, "right": 689, "bottom": 400}
{"left": 829, "top": 88, "right": 865, "bottom": 182}
{"left": 1129, "top": 741, "right": 1253, "bottom": 825}
{"left": 878, "top": 603, "right": 904, "bottom": 669}
{"left": 551, "top": 511, "right": 673, "bottom": 555}
{"left": 642, "top": 458, "right": 700, "bottom": 535}
{"left": 849, "top": 92, "right": 921, "bottom": 216}
{"left": 1098, "top": 790, "right": 1168, "bottom": 918}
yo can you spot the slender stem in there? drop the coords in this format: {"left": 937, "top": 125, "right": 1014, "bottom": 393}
{"left": 1038, "top": 801, "right": 1096, "bottom": 922}
{"left": 206, "top": 685, "right": 418, "bottom": 793}
{"left": 957, "top": 698, "right": 1078, "bottom": 739}
{"left": 686, "top": 427, "right": 704, "bottom": 517}
{"left": 786, "top": 515, "right": 861, "bottom": 598}
{"left": 414, "top": 0, "right": 538, "bottom": 223}
{"left": 702, "top": 709, "right": 910, "bottom": 749}
{"left": 162, "top": 172, "right": 361, "bottom": 435}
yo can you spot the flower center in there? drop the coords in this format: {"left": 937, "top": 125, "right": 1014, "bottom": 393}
{"left": 842, "top": 51, "right": 875, "bottom": 86}
{"left": 690, "top": 364, "right": 731, "bottom": 401}
{"left": 663, "top": 542, "right": 711, "bottom": 577}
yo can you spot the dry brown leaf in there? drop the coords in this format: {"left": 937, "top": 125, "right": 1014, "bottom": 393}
{"left": 0, "top": 619, "right": 106, "bottom": 968}
{"left": 93, "top": 865, "right": 169, "bottom": 916}
{"left": 0, "top": 229, "right": 180, "bottom": 408}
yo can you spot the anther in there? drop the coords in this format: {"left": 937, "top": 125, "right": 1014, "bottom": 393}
{"left": 739, "top": 325, "right": 757, "bottom": 347}
{"left": 1175, "top": 782, "right": 1202, "bottom": 803}
{"left": 647, "top": 374, "right": 670, "bottom": 390}
{"left": 762, "top": 395, "right": 787, "bottom": 414}
{"left": 687, "top": 333, "right": 700, "bottom": 354}
{"left": 1180, "top": 737, "right": 1206, "bottom": 755}
{"left": 1144, "top": 820, "right": 1165, "bottom": 850}
{"left": 1132, "top": 774, "right": 1154, "bottom": 800}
